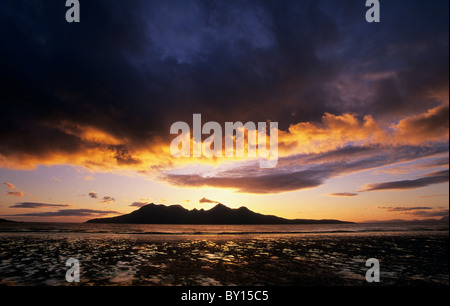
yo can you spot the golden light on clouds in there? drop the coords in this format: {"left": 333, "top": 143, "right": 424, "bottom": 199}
{"left": 0, "top": 103, "right": 448, "bottom": 178}
{"left": 393, "top": 103, "right": 449, "bottom": 145}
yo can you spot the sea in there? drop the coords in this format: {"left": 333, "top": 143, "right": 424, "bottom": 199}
{"left": 0, "top": 222, "right": 448, "bottom": 286}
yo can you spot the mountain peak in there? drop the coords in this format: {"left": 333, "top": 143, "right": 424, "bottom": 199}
{"left": 211, "top": 203, "right": 230, "bottom": 210}
{"left": 238, "top": 206, "right": 250, "bottom": 211}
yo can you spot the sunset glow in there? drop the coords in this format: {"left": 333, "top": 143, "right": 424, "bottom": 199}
{"left": 0, "top": 0, "right": 448, "bottom": 224}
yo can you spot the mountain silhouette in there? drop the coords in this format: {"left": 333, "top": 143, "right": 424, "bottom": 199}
{"left": 361, "top": 215, "right": 449, "bottom": 223}
{"left": 0, "top": 218, "right": 16, "bottom": 223}
{"left": 86, "top": 203, "right": 353, "bottom": 224}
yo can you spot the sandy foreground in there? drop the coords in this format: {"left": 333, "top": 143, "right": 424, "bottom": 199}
{"left": 0, "top": 231, "right": 448, "bottom": 286}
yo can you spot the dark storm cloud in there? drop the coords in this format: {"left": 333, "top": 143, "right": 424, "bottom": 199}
{"left": 365, "top": 42, "right": 449, "bottom": 118}
{"left": 325, "top": 1, "right": 449, "bottom": 118}
{"left": 0, "top": 0, "right": 448, "bottom": 169}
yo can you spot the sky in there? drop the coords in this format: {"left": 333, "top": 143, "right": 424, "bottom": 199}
{"left": 0, "top": 0, "right": 448, "bottom": 223}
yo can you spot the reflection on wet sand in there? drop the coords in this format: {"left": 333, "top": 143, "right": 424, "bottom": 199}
{"left": 0, "top": 232, "right": 448, "bottom": 286}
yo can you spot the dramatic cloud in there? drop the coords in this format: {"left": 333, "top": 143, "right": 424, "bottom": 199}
{"left": 0, "top": 0, "right": 447, "bottom": 174}
{"left": 165, "top": 168, "right": 332, "bottom": 194}
{"left": 0, "top": 0, "right": 447, "bottom": 208}
{"left": 199, "top": 197, "right": 219, "bottom": 204}
{"left": 278, "top": 104, "right": 449, "bottom": 157}
{"left": 162, "top": 144, "right": 448, "bottom": 194}
{"left": 394, "top": 103, "right": 449, "bottom": 145}
{"left": 361, "top": 170, "right": 449, "bottom": 192}
{"left": 6, "top": 209, "right": 121, "bottom": 217}
{"left": 9, "top": 202, "right": 70, "bottom": 209}
{"left": 278, "top": 113, "right": 385, "bottom": 156}
{"left": 328, "top": 193, "right": 358, "bottom": 197}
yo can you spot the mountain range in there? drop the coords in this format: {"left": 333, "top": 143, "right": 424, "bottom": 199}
{"left": 361, "top": 216, "right": 449, "bottom": 223}
{"left": 86, "top": 203, "right": 353, "bottom": 224}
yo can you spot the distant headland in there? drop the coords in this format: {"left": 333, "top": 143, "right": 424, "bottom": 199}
{"left": 0, "top": 218, "right": 17, "bottom": 223}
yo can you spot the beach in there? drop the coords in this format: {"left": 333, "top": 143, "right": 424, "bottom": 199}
{"left": 0, "top": 223, "right": 448, "bottom": 286}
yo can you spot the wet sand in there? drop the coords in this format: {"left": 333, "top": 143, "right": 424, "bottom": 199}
{"left": 0, "top": 232, "right": 448, "bottom": 286}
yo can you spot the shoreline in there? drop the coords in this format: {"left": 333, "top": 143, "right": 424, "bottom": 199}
{"left": 1, "top": 231, "right": 448, "bottom": 286}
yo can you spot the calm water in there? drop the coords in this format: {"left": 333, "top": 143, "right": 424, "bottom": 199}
{"left": 0, "top": 221, "right": 448, "bottom": 236}
{"left": 0, "top": 222, "right": 448, "bottom": 286}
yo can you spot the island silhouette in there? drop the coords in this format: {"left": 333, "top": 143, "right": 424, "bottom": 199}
{"left": 86, "top": 203, "right": 353, "bottom": 224}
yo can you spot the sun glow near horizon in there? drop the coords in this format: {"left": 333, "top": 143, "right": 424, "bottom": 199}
{"left": 0, "top": 0, "right": 448, "bottom": 225}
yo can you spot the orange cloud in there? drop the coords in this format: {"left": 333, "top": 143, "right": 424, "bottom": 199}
{"left": 4, "top": 182, "right": 15, "bottom": 190}
{"left": 3, "top": 182, "right": 24, "bottom": 197}
{"left": 278, "top": 103, "right": 448, "bottom": 157}
{"left": 393, "top": 103, "right": 449, "bottom": 145}
{"left": 0, "top": 133, "right": 171, "bottom": 174}
{"left": 278, "top": 112, "right": 386, "bottom": 156}
{"left": 0, "top": 104, "right": 447, "bottom": 177}
{"left": 5, "top": 191, "right": 24, "bottom": 197}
